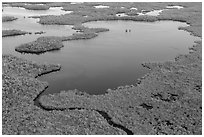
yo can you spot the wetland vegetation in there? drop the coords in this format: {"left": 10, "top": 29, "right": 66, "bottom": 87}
{"left": 2, "top": 16, "right": 18, "bottom": 22}
{"left": 2, "top": 29, "right": 31, "bottom": 37}
{"left": 2, "top": 2, "right": 202, "bottom": 135}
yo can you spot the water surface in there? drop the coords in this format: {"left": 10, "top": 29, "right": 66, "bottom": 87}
{"left": 2, "top": 7, "right": 199, "bottom": 95}
{"left": 37, "top": 21, "right": 200, "bottom": 95}
{"left": 166, "top": 5, "right": 184, "bottom": 9}
{"left": 2, "top": 6, "right": 72, "bottom": 17}
{"left": 116, "top": 13, "right": 128, "bottom": 17}
{"left": 138, "top": 9, "right": 165, "bottom": 16}
{"left": 94, "top": 5, "right": 110, "bottom": 8}
{"left": 2, "top": 6, "right": 75, "bottom": 37}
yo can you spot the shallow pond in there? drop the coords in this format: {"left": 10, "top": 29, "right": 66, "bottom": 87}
{"left": 2, "top": 6, "right": 72, "bottom": 17}
{"left": 130, "top": 7, "right": 137, "bottom": 10}
{"left": 116, "top": 13, "right": 128, "bottom": 17}
{"left": 138, "top": 9, "right": 164, "bottom": 16}
{"left": 137, "top": 5, "right": 184, "bottom": 16}
{"left": 166, "top": 5, "right": 184, "bottom": 9}
{"left": 94, "top": 5, "right": 110, "bottom": 8}
{"left": 2, "top": 16, "right": 199, "bottom": 95}
{"left": 70, "top": 2, "right": 84, "bottom": 4}
{"left": 2, "top": 6, "right": 75, "bottom": 37}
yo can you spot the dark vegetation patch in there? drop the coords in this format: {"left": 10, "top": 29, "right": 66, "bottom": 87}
{"left": 2, "top": 16, "right": 18, "bottom": 22}
{"left": 72, "top": 25, "right": 109, "bottom": 33}
{"left": 34, "top": 31, "right": 45, "bottom": 35}
{"left": 6, "top": 2, "right": 50, "bottom": 10}
{"left": 38, "top": 40, "right": 202, "bottom": 134}
{"left": 14, "top": 2, "right": 201, "bottom": 54}
{"left": 2, "top": 2, "right": 202, "bottom": 135}
{"left": 15, "top": 26, "right": 109, "bottom": 54}
{"left": 2, "top": 29, "right": 31, "bottom": 37}
{"left": 23, "top": 4, "right": 50, "bottom": 10}
{"left": 2, "top": 55, "right": 125, "bottom": 135}
{"left": 3, "top": 54, "right": 61, "bottom": 78}
{"left": 95, "top": 110, "right": 134, "bottom": 135}
{"left": 32, "top": 103, "right": 134, "bottom": 135}
{"left": 139, "top": 103, "right": 153, "bottom": 110}
{"left": 15, "top": 37, "right": 64, "bottom": 54}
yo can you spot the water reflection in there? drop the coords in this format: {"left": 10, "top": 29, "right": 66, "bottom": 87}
{"left": 39, "top": 21, "right": 199, "bottom": 95}
{"left": 2, "top": 7, "right": 199, "bottom": 95}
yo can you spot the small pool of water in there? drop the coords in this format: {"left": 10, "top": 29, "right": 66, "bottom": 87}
{"left": 116, "top": 13, "right": 128, "bottom": 17}
{"left": 166, "top": 5, "right": 184, "bottom": 9}
{"left": 70, "top": 2, "right": 84, "bottom": 4}
{"left": 24, "top": 3, "right": 45, "bottom": 6}
{"left": 137, "top": 5, "right": 184, "bottom": 17}
{"left": 130, "top": 7, "right": 137, "bottom": 10}
{"left": 138, "top": 9, "right": 164, "bottom": 16}
{"left": 94, "top": 5, "right": 110, "bottom": 8}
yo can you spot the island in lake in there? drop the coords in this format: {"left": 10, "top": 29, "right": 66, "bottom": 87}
{"left": 2, "top": 2, "right": 202, "bottom": 135}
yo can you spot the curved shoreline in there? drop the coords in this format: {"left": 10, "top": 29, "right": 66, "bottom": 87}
{"left": 36, "top": 4, "right": 202, "bottom": 135}
{"left": 2, "top": 2, "right": 202, "bottom": 135}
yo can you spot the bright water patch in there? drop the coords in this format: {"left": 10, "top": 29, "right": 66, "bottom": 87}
{"left": 166, "top": 5, "right": 184, "bottom": 9}
{"left": 24, "top": 3, "right": 45, "bottom": 6}
{"left": 137, "top": 6, "right": 183, "bottom": 16}
{"left": 2, "top": 17, "right": 75, "bottom": 37}
{"left": 138, "top": 9, "right": 164, "bottom": 16}
{"left": 2, "top": 7, "right": 75, "bottom": 37}
{"left": 130, "top": 7, "right": 137, "bottom": 10}
{"left": 94, "top": 5, "right": 110, "bottom": 8}
{"left": 2, "top": 6, "right": 72, "bottom": 17}
{"left": 116, "top": 13, "right": 128, "bottom": 17}
{"left": 70, "top": 2, "right": 84, "bottom": 4}
{"left": 3, "top": 20, "right": 199, "bottom": 95}
{"left": 4, "top": 21, "right": 75, "bottom": 37}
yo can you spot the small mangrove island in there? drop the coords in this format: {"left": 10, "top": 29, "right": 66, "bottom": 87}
{"left": 2, "top": 2, "right": 202, "bottom": 135}
{"left": 2, "top": 16, "right": 18, "bottom": 22}
{"left": 2, "top": 29, "right": 31, "bottom": 37}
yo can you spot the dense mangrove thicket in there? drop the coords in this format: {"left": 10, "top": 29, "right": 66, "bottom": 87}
{"left": 2, "top": 2, "right": 202, "bottom": 135}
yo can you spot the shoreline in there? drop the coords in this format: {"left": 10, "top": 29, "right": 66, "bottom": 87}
{"left": 2, "top": 29, "right": 31, "bottom": 37}
{"left": 2, "top": 2, "right": 202, "bottom": 135}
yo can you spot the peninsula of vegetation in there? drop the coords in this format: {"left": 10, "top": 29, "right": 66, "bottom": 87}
{"left": 2, "top": 2, "right": 202, "bottom": 135}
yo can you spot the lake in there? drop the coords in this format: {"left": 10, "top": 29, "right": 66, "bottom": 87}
{"left": 2, "top": 6, "right": 200, "bottom": 95}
